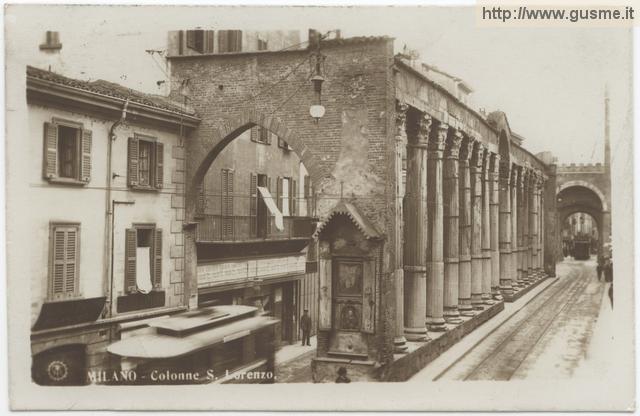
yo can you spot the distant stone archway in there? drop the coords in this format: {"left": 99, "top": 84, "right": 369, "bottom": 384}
{"left": 557, "top": 183, "right": 606, "bottom": 255}
{"left": 557, "top": 180, "right": 608, "bottom": 212}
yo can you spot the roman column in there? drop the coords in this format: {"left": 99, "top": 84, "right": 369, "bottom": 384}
{"left": 470, "top": 141, "right": 485, "bottom": 310}
{"left": 443, "top": 129, "right": 463, "bottom": 324}
{"left": 481, "top": 150, "right": 494, "bottom": 305}
{"left": 403, "top": 112, "right": 430, "bottom": 341}
{"left": 511, "top": 165, "right": 521, "bottom": 289}
{"left": 498, "top": 159, "right": 513, "bottom": 297}
{"left": 526, "top": 171, "right": 534, "bottom": 281}
{"left": 394, "top": 102, "right": 408, "bottom": 352}
{"left": 519, "top": 168, "right": 529, "bottom": 285}
{"left": 426, "top": 121, "right": 447, "bottom": 332}
{"left": 530, "top": 172, "right": 539, "bottom": 279}
{"left": 458, "top": 136, "right": 475, "bottom": 317}
{"left": 489, "top": 153, "right": 502, "bottom": 301}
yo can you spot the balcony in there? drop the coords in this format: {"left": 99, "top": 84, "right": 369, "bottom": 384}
{"left": 196, "top": 215, "right": 315, "bottom": 260}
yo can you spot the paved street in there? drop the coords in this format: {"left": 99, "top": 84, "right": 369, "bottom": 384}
{"left": 412, "top": 258, "right": 608, "bottom": 381}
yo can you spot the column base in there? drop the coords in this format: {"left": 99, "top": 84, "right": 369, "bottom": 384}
{"left": 404, "top": 327, "right": 430, "bottom": 342}
{"left": 492, "top": 288, "right": 504, "bottom": 301}
{"left": 499, "top": 283, "right": 514, "bottom": 297}
{"left": 444, "top": 307, "right": 463, "bottom": 324}
{"left": 394, "top": 336, "right": 408, "bottom": 353}
{"left": 427, "top": 317, "right": 447, "bottom": 332}
{"left": 481, "top": 293, "right": 494, "bottom": 305}
{"left": 471, "top": 294, "right": 485, "bottom": 310}
{"left": 458, "top": 300, "right": 476, "bottom": 317}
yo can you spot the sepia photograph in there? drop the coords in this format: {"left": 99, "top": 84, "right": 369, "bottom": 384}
{"left": 4, "top": 1, "right": 636, "bottom": 411}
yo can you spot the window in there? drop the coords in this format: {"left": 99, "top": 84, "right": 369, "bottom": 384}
{"left": 250, "top": 173, "right": 272, "bottom": 238}
{"left": 195, "top": 180, "right": 206, "bottom": 218}
{"left": 277, "top": 177, "right": 296, "bottom": 217}
{"left": 186, "top": 30, "right": 205, "bottom": 53}
{"left": 221, "top": 169, "right": 234, "bottom": 238}
{"left": 278, "top": 136, "right": 293, "bottom": 151}
{"left": 124, "top": 225, "right": 162, "bottom": 294}
{"left": 250, "top": 126, "right": 272, "bottom": 145}
{"left": 127, "top": 135, "right": 164, "bottom": 190}
{"left": 218, "top": 30, "right": 242, "bottom": 53}
{"left": 49, "top": 223, "right": 80, "bottom": 300}
{"left": 43, "top": 120, "right": 92, "bottom": 184}
{"left": 257, "top": 36, "right": 268, "bottom": 51}
{"left": 39, "top": 31, "right": 62, "bottom": 50}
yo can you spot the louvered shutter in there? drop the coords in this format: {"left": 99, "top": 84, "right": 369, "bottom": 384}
{"left": 124, "top": 229, "right": 137, "bottom": 293}
{"left": 51, "top": 225, "right": 78, "bottom": 298}
{"left": 250, "top": 127, "right": 257, "bottom": 142}
{"left": 43, "top": 122, "right": 58, "bottom": 179}
{"left": 80, "top": 129, "right": 92, "bottom": 183}
{"left": 249, "top": 173, "right": 257, "bottom": 237}
{"left": 362, "top": 260, "right": 376, "bottom": 333}
{"left": 218, "top": 30, "right": 228, "bottom": 52}
{"left": 127, "top": 137, "right": 139, "bottom": 186}
{"left": 265, "top": 129, "right": 272, "bottom": 145}
{"left": 205, "top": 30, "right": 214, "bottom": 53}
{"left": 196, "top": 181, "right": 206, "bottom": 217}
{"left": 266, "top": 176, "right": 272, "bottom": 235}
{"left": 227, "top": 170, "right": 234, "bottom": 217}
{"left": 221, "top": 170, "right": 227, "bottom": 236}
{"left": 155, "top": 142, "right": 164, "bottom": 188}
{"left": 291, "top": 179, "right": 297, "bottom": 216}
{"left": 231, "top": 30, "right": 243, "bottom": 52}
{"left": 276, "top": 177, "right": 283, "bottom": 211}
{"left": 52, "top": 228, "right": 66, "bottom": 296}
{"left": 153, "top": 229, "right": 162, "bottom": 289}
{"left": 186, "top": 30, "right": 196, "bottom": 50}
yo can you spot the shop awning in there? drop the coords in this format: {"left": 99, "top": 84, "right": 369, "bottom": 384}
{"left": 107, "top": 315, "right": 277, "bottom": 359}
{"left": 257, "top": 186, "right": 284, "bottom": 231}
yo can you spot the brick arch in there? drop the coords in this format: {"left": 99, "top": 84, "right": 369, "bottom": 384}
{"left": 557, "top": 180, "right": 608, "bottom": 212}
{"left": 185, "top": 109, "right": 331, "bottom": 218}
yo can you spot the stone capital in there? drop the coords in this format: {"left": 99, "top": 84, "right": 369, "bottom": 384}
{"left": 471, "top": 141, "right": 485, "bottom": 168}
{"left": 459, "top": 136, "right": 474, "bottom": 162}
{"left": 499, "top": 159, "right": 511, "bottom": 182}
{"left": 445, "top": 129, "right": 464, "bottom": 159}
{"left": 428, "top": 122, "right": 448, "bottom": 153}
{"left": 414, "top": 113, "right": 433, "bottom": 146}
{"left": 489, "top": 152, "right": 500, "bottom": 175}
{"left": 511, "top": 164, "right": 520, "bottom": 187}
{"left": 395, "top": 101, "right": 409, "bottom": 140}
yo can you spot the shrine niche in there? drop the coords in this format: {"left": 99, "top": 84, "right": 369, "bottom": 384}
{"left": 311, "top": 200, "right": 383, "bottom": 382}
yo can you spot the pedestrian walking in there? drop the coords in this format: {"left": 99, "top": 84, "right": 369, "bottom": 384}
{"left": 300, "top": 309, "right": 312, "bottom": 346}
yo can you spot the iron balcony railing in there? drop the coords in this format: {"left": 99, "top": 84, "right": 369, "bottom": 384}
{"left": 196, "top": 215, "right": 315, "bottom": 243}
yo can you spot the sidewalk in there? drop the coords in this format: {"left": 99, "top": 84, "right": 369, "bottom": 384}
{"left": 274, "top": 336, "right": 317, "bottom": 383}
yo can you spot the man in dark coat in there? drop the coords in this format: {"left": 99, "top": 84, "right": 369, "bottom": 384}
{"left": 300, "top": 309, "right": 312, "bottom": 346}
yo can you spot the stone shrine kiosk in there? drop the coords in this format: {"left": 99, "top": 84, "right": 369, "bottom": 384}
{"left": 311, "top": 201, "right": 383, "bottom": 382}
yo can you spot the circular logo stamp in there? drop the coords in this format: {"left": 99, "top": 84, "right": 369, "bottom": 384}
{"left": 47, "top": 360, "right": 69, "bottom": 382}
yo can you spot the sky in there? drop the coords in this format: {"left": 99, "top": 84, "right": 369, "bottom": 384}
{"left": 6, "top": 4, "right": 633, "bottom": 165}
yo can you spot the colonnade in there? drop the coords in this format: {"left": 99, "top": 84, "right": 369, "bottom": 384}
{"left": 396, "top": 104, "right": 547, "bottom": 351}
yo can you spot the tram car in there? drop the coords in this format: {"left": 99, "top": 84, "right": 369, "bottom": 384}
{"left": 106, "top": 305, "right": 278, "bottom": 384}
{"left": 572, "top": 234, "right": 591, "bottom": 261}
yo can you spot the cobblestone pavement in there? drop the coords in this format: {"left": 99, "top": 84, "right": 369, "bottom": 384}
{"left": 432, "top": 258, "right": 606, "bottom": 381}
{"left": 274, "top": 349, "right": 315, "bottom": 383}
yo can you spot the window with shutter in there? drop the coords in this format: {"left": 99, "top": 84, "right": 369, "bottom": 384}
{"left": 196, "top": 181, "right": 206, "bottom": 217}
{"left": 129, "top": 134, "right": 163, "bottom": 191}
{"left": 218, "top": 30, "right": 242, "bottom": 53}
{"left": 291, "top": 179, "right": 297, "bottom": 216}
{"left": 43, "top": 119, "right": 90, "bottom": 185}
{"left": 153, "top": 229, "right": 163, "bottom": 289}
{"left": 124, "top": 228, "right": 137, "bottom": 293}
{"left": 249, "top": 173, "right": 258, "bottom": 237}
{"left": 221, "top": 169, "right": 234, "bottom": 238}
{"left": 49, "top": 223, "right": 80, "bottom": 300}
{"left": 266, "top": 176, "right": 272, "bottom": 235}
{"left": 205, "top": 30, "right": 215, "bottom": 53}
{"left": 217, "top": 30, "right": 229, "bottom": 52}
{"left": 276, "top": 177, "right": 283, "bottom": 212}
{"left": 186, "top": 30, "right": 205, "bottom": 53}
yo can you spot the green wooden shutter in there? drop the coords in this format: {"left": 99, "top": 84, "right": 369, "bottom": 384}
{"left": 125, "top": 228, "right": 137, "bottom": 293}
{"left": 249, "top": 173, "right": 257, "bottom": 237}
{"left": 154, "top": 228, "right": 163, "bottom": 289}
{"left": 81, "top": 129, "right": 92, "bottom": 183}
{"left": 276, "top": 177, "right": 283, "bottom": 211}
{"left": 127, "top": 137, "right": 139, "bottom": 187}
{"left": 43, "top": 122, "right": 58, "bottom": 179}
{"left": 155, "top": 141, "right": 164, "bottom": 188}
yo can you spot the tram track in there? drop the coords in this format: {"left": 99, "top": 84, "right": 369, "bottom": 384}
{"left": 435, "top": 264, "right": 591, "bottom": 381}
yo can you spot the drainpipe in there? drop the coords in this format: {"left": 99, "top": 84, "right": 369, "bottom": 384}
{"left": 105, "top": 99, "right": 129, "bottom": 319}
